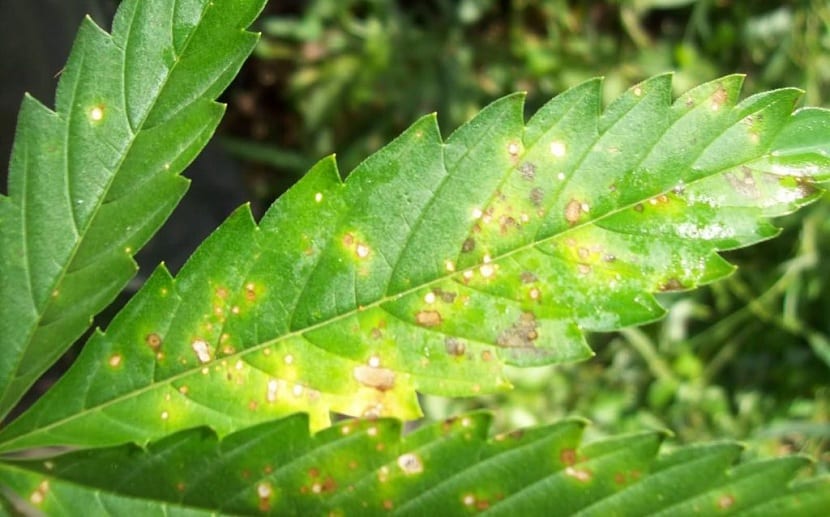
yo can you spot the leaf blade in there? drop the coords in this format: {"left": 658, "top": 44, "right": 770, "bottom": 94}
{"left": 0, "top": 0, "right": 266, "bottom": 419}
{"left": 0, "top": 414, "right": 826, "bottom": 516}
{"left": 2, "top": 76, "right": 828, "bottom": 450}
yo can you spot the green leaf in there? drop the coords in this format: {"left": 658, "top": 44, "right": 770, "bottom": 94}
{"left": 2, "top": 75, "right": 829, "bottom": 451}
{"left": 0, "top": 414, "right": 827, "bottom": 515}
{"left": 0, "top": 0, "right": 266, "bottom": 419}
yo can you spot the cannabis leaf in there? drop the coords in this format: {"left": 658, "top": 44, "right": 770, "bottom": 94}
{"left": 0, "top": 0, "right": 266, "bottom": 419}
{"left": 1, "top": 413, "right": 827, "bottom": 515}
{"left": 2, "top": 75, "right": 828, "bottom": 452}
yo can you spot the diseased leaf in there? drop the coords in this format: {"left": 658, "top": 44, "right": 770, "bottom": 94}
{"left": 2, "top": 75, "right": 829, "bottom": 451}
{"left": 0, "top": 467, "right": 212, "bottom": 517}
{"left": 0, "top": 414, "right": 826, "bottom": 515}
{"left": 0, "top": 0, "right": 266, "bottom": 419}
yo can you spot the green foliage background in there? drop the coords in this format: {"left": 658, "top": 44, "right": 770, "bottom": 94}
{"left": 220, "top": 0, "right": 830, "bottom": 472}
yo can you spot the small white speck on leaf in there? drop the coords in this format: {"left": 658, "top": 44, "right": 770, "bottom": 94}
{"left": 191, "top": 340, "right": 211, "bottom": 363}
{"left": 89, "top": 105, "right": 104, "bottom": 121}
{"left": 266, "top": 379, "right": 279, "bottom": 402}
{"left": 397, "top": 453, "right": 424, "bottom": 475}
{"left": 550, "top": 140, "right": 567, "bottom": 158}
{"left": 257, "top": 482, "right": 272, "bottom": 498}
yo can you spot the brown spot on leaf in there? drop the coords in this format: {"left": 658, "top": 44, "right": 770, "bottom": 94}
{"left": 520, "top": 271, "right": 538, "bottom": 284}
{"left": 353, "top": 365, "right": 395, "bottom": 391}
{"left": 712, "top": 84, "right": 729, "bottom": 110}
{"left": 415, "top": 310, "right": 442, "bottom": 327}
{"left": 462, "top": 238, "right": 476, "bottom": 253}
{"left": 498, "top": 313, "right": 539, "bottom": 348}
{"left": 245, "top": 282, "right": 257, "bottom": 301}
{"left": 433, "top": 288, "right": 457, "bottom": 303}
{"left": 499, "top": 215, "right": 519, "bottom": 234}
{"left": 257, "top": 482, "right": 273, "bottom": 512}
{"left": 649, "top": 194, "right": 669, "bottom": 205}
{"left": 445, "top": 337, "right": 466, "bottom": 356}
{"left": 482, "top": 207, "right": 495, "bottom": 225}
{"left": 530, "top": 187, "right": 544, "bottom": 206}
{"left": 442, "top": 417, "right": 458, "bottom": 433}
{"left": 795, "top": 181, "right": 817, "bottom": 198}
{"left": 780, "top": 175, "right": 818, "bottom": 199}
{"left": 146, "top": 333, "right": 162, "bottom": 350}
{"left": 659, "top": 278, "right": 684, "bottom": 291}
{"left": 518, "top": 162, "right": 536, "bottom": 180}
{"left": 565, "top": 199, "right": 582, "bottom": 225}
{"left": 718, "top": 494, "right": 735, "bottom": 510}
{"left": 560, "top": 448, "right": 576, "bottom": 466}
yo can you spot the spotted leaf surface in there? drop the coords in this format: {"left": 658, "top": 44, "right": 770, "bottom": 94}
{"left": 0, "top": 0, "right": 266, "bottom": 419}
{"left": 2, "top": 76, "right": 830, "bottom": 452}
{"left": 0, "top": 413, "right": 827, "bottom": 515}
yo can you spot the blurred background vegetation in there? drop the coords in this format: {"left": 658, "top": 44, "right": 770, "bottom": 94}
{"left": 219, "top": 0, "right": 830, "bottom": 474}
